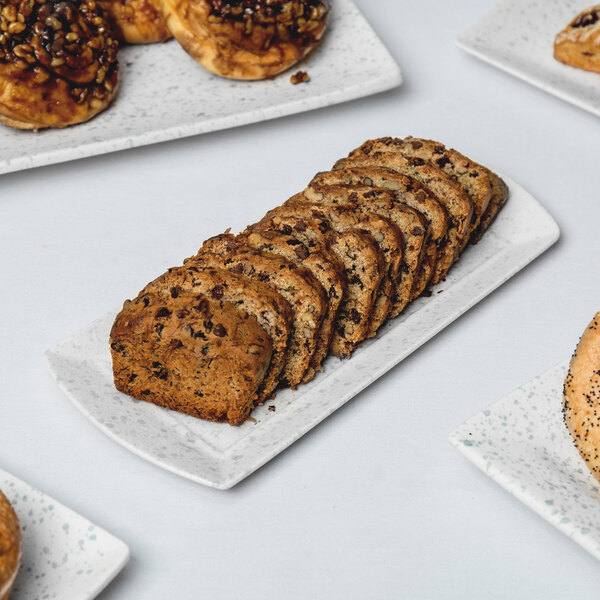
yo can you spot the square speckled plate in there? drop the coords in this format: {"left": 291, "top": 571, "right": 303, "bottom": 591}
{"left": 457, "top": 0, "right": 600, "bottom": 117}
{"left": 0, "top": 0, "right": 401, "bottom": 176}
{"left": 44, "top": 174, "right": 559, "bottom": 490}
{"left": 0, "top": 468, "right": 129, "bottom": 599}
{"left": 449, "top": 360, "right": 600, "bottom": 561}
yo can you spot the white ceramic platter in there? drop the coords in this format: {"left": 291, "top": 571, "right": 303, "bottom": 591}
{"left": 0, "top": 468, "right": 129, "bottom": 599}
{"left": 457, "top": 0, "right": 600, "bottom": 117}
{"left": 449, "top": 360, "right": 600, "bottom": 561}
{"left": 0, "top": 0, "right": 401, "bottom": 176}
{"left": 45, "top": 175, "right": 559, "bottom": 490}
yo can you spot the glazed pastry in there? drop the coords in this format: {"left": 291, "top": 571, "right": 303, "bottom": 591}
{"left": 564, "top": 312, "right": 600, "bottom": 482}
{"left": 0, "top": 0, "right": 119, "bottom": 130}
{"left": 0, "top": 490, "right": 20, "bottom": 600}
{"left": 99, "top": 0, "right": 172, "bottom": 44}
{"left": 160, "top": 0, "right": 329, "bottom": 80}
{"left": 554, "top": 5, "right": 600, "bottom": 74}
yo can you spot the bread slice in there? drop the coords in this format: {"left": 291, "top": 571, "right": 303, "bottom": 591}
{"left": 110, "top": 290, "right": 273, "bottom": 426}
{"left": 297, "top": 184, "right": 427, "bottom": 317}
{"left": 335, "top": 150, "right": 473, "bottom": 283}
{"left": 195, "top": 236, "right": 328, "bottom": 387}
{"left": 309, "top": 167, "right": 448, "bottom": 299}
{"left": 250, "top": 208, "right": 384, "bottom": 357}
{"left": 282, "top": 198, "right": 403, "bottom": 336}
{"left": 348, "top": 137, "right": 497, "bottom": 244}
{"left": 469, "top": 169, "right": 509, "bottom": 244}
{"left": 141, "top": 264, "right": 294, "bottom": 403}
{"left": 240, "top": 228, "right": 346, "bottom": 381}
{"left": 563, "top": 312, "right": 600, "bottom": 482}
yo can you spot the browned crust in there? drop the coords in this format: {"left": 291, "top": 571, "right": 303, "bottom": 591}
{"left": 160, "top": 0, "right": 327, "bottom": 79}
{"left": 0, "top": 492, "right": 21, "bottom": 600}
{"left": 554, "top": 5, "right": 600, "bottom": 74}
{"left": 99, "top": 0, "right": 172, "bottom": 44}
{"left": 110, "top": 290, "right": 273, "bottom": 425}
{"left": 564, "top": 312, "right": 600, "bottom": 481}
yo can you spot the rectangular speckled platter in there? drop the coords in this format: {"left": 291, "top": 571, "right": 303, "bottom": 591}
{"left": 44, "top": 175, "right": 560, "bottom": 490}
{"left": 457, "top": 0, "right": 600, "bottom": 117}
{"left": 0, "top": 0, "right": 401, "bottom": 176}
{"left": 0, "top": 468, "right": 129, "bottom": 600}
{"left": 450, "top": 360, "right": 600, "bottom": 562}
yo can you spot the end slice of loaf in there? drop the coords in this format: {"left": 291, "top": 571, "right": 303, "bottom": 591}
{"left": 110, "top": 290, "right": 273, "bottom": 426}
{"left": 141, "top": 265, "right": 293, "bottom": 403}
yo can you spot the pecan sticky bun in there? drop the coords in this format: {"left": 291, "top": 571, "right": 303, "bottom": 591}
{"left": 554, "top": 5, "right": 600, "bottom": 74}
{"left": 0, "top": 0, "right": 119, "bottom": 130}
{"left": 98, "top": 0, "right": 171, "bottom": 44}
{"left": 161, "top": 0, "right": 329, "bottom": 80}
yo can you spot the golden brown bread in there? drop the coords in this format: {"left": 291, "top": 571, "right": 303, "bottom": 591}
{"left": 564, "top": 312, "right": 600, "bottom": 482}
{"left": 161, "top": 0, "right": 328, "bottom": 80}
{"left": 554, "top": 5, "right": 600, "bottom": 74}
{"left": 99, "top": 0, "right": 172, "bottom": 44}
{"left": 0, "top": 490, "right": 20, "bottom": 600}
{"left": 111, "top": 289, "right": 273, "bottom": 425}
{"left": 0, "top": 0, "right": 119, "bottom": 130}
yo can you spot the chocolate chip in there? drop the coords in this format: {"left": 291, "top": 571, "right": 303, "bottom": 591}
{"left": 294, "top": 245, "right": 309, "bottom": 260}
{"left": 229, "top": 263, "right": 244, "bottom": 274}
{"left": 281, "top": 224, "right": 293, "bottom": 235}
{"left": 156, "top": 307, "right": 171, "bottom": 318}
{"left": 411, "top": 141, "right": 423, "bottom": 149}
{"left": 213, "top": 324, "right": 227, "bottom": 337}
{"left": 294, "top": 220, "right": 307, "bottom": 232}
{"left": 436, "top": 156, "right": 450, "bottom": 168}
{"left": 142, "top": 296, "right": 150, "bottom": 307}
{"left": 211, "top": 285, "right": 224, "bottom": 299}
{"left": 204, "top": 320, "right": 213, "bottom": 332}
{"left": 350, "top": 309, "right": 362, "bottom": 324}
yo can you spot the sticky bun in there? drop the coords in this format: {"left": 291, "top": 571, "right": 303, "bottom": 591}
{"left": 0, "top": 0, "right": 119, "bottom": 130}
{"left": 98, "top": 0, "right": 171, "bottom": 44}
{"left": 161, "top": 0, "right": 328, "bottom": 80}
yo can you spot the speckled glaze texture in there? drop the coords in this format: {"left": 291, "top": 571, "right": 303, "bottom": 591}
{"left": 45, "top": 175, "right": 559, "bottom": 490}
{"left": 0, "top": 0, "right": 401, "bottom": 176}
{"left": 450, "top": 360, "right": 600, "bottom": 562}
{"left": 0, "top": 469, "right": 129, "bottom": 600}
{"left": 457, "top": 0, "right": 600, "bottom": 117}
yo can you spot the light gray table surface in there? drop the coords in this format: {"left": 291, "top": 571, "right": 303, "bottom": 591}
{"left": 1, "top": 1, "right": 599, "bottom": 598}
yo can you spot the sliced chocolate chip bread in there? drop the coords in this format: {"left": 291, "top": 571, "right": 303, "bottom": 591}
{"left": 240, "top": 228, "right": 346, "bottom": 381}
{"left": 141, "top": 265, "right": 294, "bottom": 403}
{"left": 282, "top": 198, "right": 403, "bottom": 337}
{"left": 298, "top": 184, "right": 427, "bottom": 317}
{"left": 195, "top": 235, "right": 328, "bottom": 387}
{"left": 110, "top": 290, "right": 273, "bottom": 426}
{"left": 348, "top": 137, "right": 502, "bottom": 245}
{"left": 309, "top": 167, "right": 448, "bottom": 299}
{"left": 250, "top": 208, "right": 384, "bottom": 357}
{"left": 335, "top": 150, "right": 473, "bottom": 283}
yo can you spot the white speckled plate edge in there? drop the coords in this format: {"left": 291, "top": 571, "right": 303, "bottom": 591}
{"left": 0, "top": 0, "right": 401, "bottom": 176}
{"left": 456, "top": 0, "right": 600, "bottom": 118}
{"left": 0, "top": 468, "right": 130, "bottom": 600}
{"left": 45, "top": 175, "right": 559, "bottom": 490}
{"left": 449, "top": 360, "right": 600, "bottom": 561}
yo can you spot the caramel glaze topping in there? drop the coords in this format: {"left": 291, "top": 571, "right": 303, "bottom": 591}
{"left": 0, "top": 0, "right": 118, "bottom": 105}
{"left": 207, "top": 0, "right": 327, "bottom": 49}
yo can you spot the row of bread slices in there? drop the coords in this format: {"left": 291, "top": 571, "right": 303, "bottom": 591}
{"left": 110, "top": 137, "right": 509, "bottom": 425}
